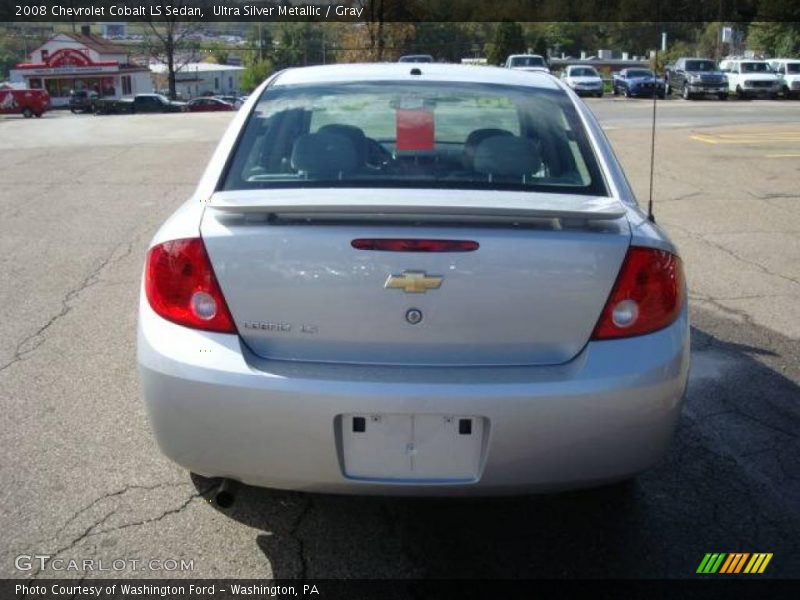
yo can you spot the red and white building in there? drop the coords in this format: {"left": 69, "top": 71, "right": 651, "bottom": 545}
{"left": 9, "top": 30, "right": 152, "bottom": 108}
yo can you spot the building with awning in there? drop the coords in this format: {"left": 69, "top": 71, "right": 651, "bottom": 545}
{"left": 9, "top": 28, "right": 152, "bottom": 107}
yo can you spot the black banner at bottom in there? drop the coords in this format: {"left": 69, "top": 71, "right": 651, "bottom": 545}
{"left": 5, "top": 579, "right": 800, "bottom": 600}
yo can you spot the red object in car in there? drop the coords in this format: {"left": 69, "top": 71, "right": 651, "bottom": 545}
{"left": 187, "top": 97, "right": 235, "bottom": 112}
{"left": 396, "top": 108, "right": 435, "bottom": 152}
{"left": 0, "top": 88, "right": 50, "bottom": 118}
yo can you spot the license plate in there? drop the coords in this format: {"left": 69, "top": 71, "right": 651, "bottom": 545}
{"left": 341, "top": 414, "right": 485, "bottom": 481}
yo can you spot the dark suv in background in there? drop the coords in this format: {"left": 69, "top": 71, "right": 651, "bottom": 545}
{"left": 68, "top": 89, "right": 98, "bottom": 113}
{"left": 664, "top": 57, "right": 728, "bottom": 100}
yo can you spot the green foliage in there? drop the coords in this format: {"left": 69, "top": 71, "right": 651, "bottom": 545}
{"left": 486, "top": 21, "right": 526, "bottom": 65}
{"left": 241, "top": 59, "right": 275, "bottom": 93}
{"left": 0, "top": 35, "right": 28, "bottom": 80}
{"left": 747, "top": 22, "right": 800, "bottom": 57}
{"left": 411, "top": 23, "right": 475, "bottom": 62}
{"left": 272, "top": 23, "right": 329, "bottom": 69}
{"left": 206, "top": 42, "right": 230, "bottom": 65}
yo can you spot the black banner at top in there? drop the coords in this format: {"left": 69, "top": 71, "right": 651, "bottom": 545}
{"left": 1, "top": 0, "right": 799, "bottom": 23}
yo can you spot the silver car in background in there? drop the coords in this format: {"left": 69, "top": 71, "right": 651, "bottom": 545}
{"left": 138, "top": 64, "right": 689, "bottom": 496}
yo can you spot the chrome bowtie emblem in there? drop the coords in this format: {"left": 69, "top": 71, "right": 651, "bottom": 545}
{"left": 384, "top": 271, "right": 443, "bottom": 294}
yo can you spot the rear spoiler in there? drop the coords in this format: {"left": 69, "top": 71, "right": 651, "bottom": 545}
{"left": 207, "top": 189, "right": 626, "bottom": 222}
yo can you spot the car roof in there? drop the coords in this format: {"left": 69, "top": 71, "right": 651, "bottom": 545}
{"left": 273, "top": 63, "right": 560, "bottom": 90}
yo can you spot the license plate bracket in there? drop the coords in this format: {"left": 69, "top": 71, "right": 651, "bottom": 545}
{"left": 341, "top": 414, "right": 485, "bottom": 482}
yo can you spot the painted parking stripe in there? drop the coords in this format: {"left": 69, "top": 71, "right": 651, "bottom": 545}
{"left": 690, "top": 132, "right": 800, "bottom": 145}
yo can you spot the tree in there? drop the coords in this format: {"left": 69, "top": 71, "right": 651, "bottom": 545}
{"left": 486, "top": 22, "right": 525, "bottom": 65}
{"left": 206, "top": 42, "right": 229, "bottom": 65}
{"left": 272, "top": 23, "right": 330, "bottom": 69}
{"left": 241, "top": 59, "right": 274, "bottom": 93}
{"left": 334, "top": 21, "right": 414, "bottom": 63}
{"left": 145, "top": 5, "right": 201, "bottom": 100}
{"left": 748, "top": 22, "right": 800, "bottom": 57}
{"left": 0, "top": 32, "right": 35, "bottom": 80}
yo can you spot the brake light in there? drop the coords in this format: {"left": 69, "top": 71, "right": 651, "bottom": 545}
{"left": 145, "top": 238, "right": 236, "bottom": 333}
{"left": 351, "top": 239, "right": 479, "bottom": 252}
{"left": 591, "top": 247, "right": 684, "bottom": 340}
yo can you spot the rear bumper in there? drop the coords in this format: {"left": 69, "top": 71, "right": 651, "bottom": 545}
{"left": 138, "top": 299, "right": 690, "bottom": 496}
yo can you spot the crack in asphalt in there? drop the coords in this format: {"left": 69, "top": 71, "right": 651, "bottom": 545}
{"left": 690, "top": 293, "right": 757, "bottom": 327}
{"left": 53, "top": 482, "right": 189, "bottom": 539}
{"left": 29, "top": 511, "right": 117, "bottom": 580}
{"left": 0, "top": 228, "right": 146, "bottom": 376}
{"left": 287, "top": 497, "right": 314, "bottom": 579}
{"left": 28, "top": 480, "right": 211, "bottom": 580}
{"left": 665, "top": 221, "right": 800, "bottom": 289}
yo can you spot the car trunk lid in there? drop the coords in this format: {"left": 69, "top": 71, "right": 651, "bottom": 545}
{"left": 201, "top": 189, "right": 630, "bottom": 366}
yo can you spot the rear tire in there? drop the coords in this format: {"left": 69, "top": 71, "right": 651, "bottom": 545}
{"left": 22, "top": 107, "right": 33, "bottom": 118}
{"left": 682, "top": 84, "right": 692, "bottom": 100}
{"left": 34, "top": 112, "right": 42, "bottom": 118}
{"left": 717, "top": 93, "right": 728, "bottom": 101}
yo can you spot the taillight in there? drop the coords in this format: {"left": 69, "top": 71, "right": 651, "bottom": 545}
{"left": 591, "top": 247, "right": 684, "bottom": 340}
{"left": 145, "top": 238, "right": 236, "bottom": 333}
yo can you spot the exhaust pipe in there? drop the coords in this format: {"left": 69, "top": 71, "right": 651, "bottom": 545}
{"left": 212, "top": 478, "right": 237, "bottom": 508}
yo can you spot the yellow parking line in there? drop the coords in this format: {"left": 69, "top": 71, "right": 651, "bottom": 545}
{"left": 765, "top": 153, "right": 800, "bottom": 158}
{"left": 690, "top": 136, "right": 800, "bottom": 145}
{"left": 690, "top": 134, "right": 718, "bottom": 144}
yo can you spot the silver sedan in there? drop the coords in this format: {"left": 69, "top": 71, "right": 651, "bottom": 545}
{"left": 138, "top": 64, "right": 689, "bottom": 496}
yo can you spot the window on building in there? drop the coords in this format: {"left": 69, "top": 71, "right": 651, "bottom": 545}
{"left": 122, "top": 76, "right": 132, "bottom": 95}
{"left": 215, "top": 77, "right": 219, "bottom": 90}
{"left": 41, "top": 49, "right": 49, "bottom": 62}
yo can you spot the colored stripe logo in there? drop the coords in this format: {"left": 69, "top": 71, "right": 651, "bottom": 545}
{"left": 697, "top": 553, "right": 773, "bottom": 574}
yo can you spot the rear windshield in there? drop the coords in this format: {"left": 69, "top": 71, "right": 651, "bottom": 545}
{"left": 510, "top": 56, "right": 545, "bottom": 68}
{"left": 627, "top": 69, "right": 654, "bottom": 78}
{"left": 221, "top": 81, "right": 607, "bottom": 197}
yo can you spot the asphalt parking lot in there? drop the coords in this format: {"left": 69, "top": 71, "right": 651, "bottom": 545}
{"left": 1, "top": 98, "right": 798, "bottom": 579}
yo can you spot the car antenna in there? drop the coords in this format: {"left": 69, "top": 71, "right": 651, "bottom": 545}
{"left": 647, "top": 32, "right": 659, "bottom": 223}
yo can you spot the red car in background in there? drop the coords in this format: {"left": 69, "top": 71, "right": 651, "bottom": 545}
{"left": 186, "top": 97, "right": 234, "bottom": 112}
{"left": 0, "top": 88, "right": 50, "bottom": 118}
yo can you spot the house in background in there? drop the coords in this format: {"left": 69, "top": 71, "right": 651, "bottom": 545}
{"left": 9, "top": 26, "right": 152, "bottom": 107}
{"left": 150, "top": 62, "right": 245, "bottom": 99}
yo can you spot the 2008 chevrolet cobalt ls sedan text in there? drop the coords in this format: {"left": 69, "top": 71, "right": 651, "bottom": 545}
{"left": 138, "top": 64, "right": 689, "bottom": 495}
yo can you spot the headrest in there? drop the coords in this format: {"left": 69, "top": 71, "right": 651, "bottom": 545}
{"left": 473, "top": 136, "right": 542, "bottom": 178}
{"left": 317, "top": 124, "right": 367, "bottom": 164}
{"left": 462, "top": 128, "right": 513, "bottom": 169}
{"left": 291, "top": 132, "right": 359, "bottom": 177}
